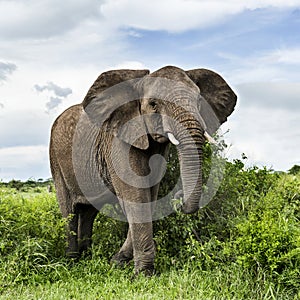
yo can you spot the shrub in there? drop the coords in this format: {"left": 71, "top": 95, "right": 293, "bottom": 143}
{"left": 153, "top": 156, "right": 299, "bottom": 293}
{"left": 231, "top": 175, "right": 300, "bottom": 289}
{"left": 288, "top": 165, "right": 300, "bottom": 175}
{"left": 0, "top": 188, "right": 67, "bottom": 285}
{"left": 0, "top": 151, "right": 299, "bottom": 296}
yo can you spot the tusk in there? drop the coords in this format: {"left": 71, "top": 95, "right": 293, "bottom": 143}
{"left": 204, "top": 131, "right": 217, "bottom": 144}
{"left": 167, "top": 132, "right": 180, "bottom": 145}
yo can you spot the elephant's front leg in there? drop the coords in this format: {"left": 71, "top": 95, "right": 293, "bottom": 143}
{"left": 115, "top": 191, "right": 155, "bottom": 275}
{"left": 109, "top": 140, "right": 156, "bottom": 274}
{"left": 111, "top": 205, "right": 155, "bottom": 275}
{"left": 125, "top": 194, "right": 156, "bottom": 275}
{"left": 111, "top": 228, "right": 133, "bottom": 267}
{"left": 129, "top": 221, "right": 155, "bottom": 275}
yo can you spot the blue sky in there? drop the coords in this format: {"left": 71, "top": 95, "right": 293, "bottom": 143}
{"left": 124, "top": 8, "right": 300, "bottom": 73}
{"left": 0, "top": 0, "right": 300, "bottom": 181}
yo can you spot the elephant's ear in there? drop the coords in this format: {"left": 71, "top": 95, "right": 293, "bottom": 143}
{"left": 185, "top": 69, "right": 237, "bottom": 134}
{"left": 82, "top": 69, "right": 150, "bottom": 149}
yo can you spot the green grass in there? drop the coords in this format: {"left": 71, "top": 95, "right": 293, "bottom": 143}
{"left": 1, "top": 260, "right": 297, "bottom": 300}
{"left": 0, "top": 169, "right": 299, "bottom": 299}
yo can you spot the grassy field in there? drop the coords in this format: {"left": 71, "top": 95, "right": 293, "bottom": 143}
{"left": 0, "top": 164, "right": 299, "bottom": 299}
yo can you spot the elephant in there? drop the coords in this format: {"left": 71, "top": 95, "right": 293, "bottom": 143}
{"left": 49, "top": 65, "right": 237, "bottom": 275}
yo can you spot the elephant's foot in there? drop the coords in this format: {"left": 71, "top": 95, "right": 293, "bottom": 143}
{"left": 66, "top": 250, "right": 80, "bottom": 260}
{"left": 111, "top": 251, "right": 133, "bottom": 268}
{"left": 78, "top": 238, "right": 92, "bottom": 256}
{"left": 134, "top": 254, "right": 155, "bottom": 277}
{"left": 134, "top": 266, "right": 155, "bottom": 277}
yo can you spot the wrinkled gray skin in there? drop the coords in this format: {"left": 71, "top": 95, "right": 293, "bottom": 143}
{"left": 50, "top": 66, "right": 237, "bottom": 275}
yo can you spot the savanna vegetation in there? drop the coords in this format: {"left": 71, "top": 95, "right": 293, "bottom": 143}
{"left": 0, "top": 145, "right": 299, "bottom": 299}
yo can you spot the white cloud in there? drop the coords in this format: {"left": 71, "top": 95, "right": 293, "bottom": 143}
{"left": 218, "top": 45, "right": 300, "bottom": 171}
{"left": 220, "top": 47, "right": 300, "bottom": 84}
{"left": 34, "top": 81, "right": 73, "bottom": 112}
{"left": 231, "top": 46, "right": 300, "bottom": 70}
{"left": 0, "top": 145, "right": 50, "bottom": 181}
{"left": 34, "top": 82, "right": 72, "bottom": 97}
{"left": 262, "top": 47, "right": 300, "bottom": 65}
{"left": 0, "top": 14, "right": 127, "bottom": 71}
{"left": 0, "top": 0, "right": 102, "bottom": 39}
{"left": 0, "top": 109, "right": 53, "bottom": 148}
{"left": 110, "top": 61, "right": 147, "bottom": 70}
{"left": 211, "top": 46, "right": 300, "bottom": 171}
{"left": 2, "top": 0, "right": 298, "bottom": 42}
{"left": 45, "top": 97, "right": 63, "bottom": 112}
{"left": 0, "top": 61, "right": 17, "bottom": 81}
{"left": 101, "top": 0, "right": 300, "bottom": 32}
{"left": 236, "top": 82, "right": 300, "bottom": 110}
{"left": 222, "top": 83, "right": 300, "bottom": 171}
{"left": 0, "top": 1, "right": 126, "bottom": 74}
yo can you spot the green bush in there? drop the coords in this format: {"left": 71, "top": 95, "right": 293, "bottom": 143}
{"left": 92, "top": 213, "right": 128, "bottom": 259}
{"left": 288, "top": 165, "right": 300, "bottom": 175}
{"left": 231, "top": 175, "right": 300, "bottom": 289}
{"left": 0, "top": 187, "right": 67, "bottom": 285}
{"left": 0, "top": 155, "right": 299, "bottom": 298}
{"left": 153, "top": 158, "right": 299, "bottom": 293}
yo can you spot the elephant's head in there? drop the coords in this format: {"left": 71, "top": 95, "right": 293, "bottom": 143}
{"left": 82, "top": 66, "right": 237, "bottom": 214}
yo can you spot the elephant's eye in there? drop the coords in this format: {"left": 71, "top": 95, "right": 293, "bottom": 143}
{"left": 149, "top": 100, "right": 157, "bottom": 109}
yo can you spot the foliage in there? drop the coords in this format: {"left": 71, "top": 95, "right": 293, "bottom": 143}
{"left": 0, "top": 187, "right": 66, "bottom": 287}
{"left": 0, "top": 159, "right": 299, "bottom": 298}
{"left": 153, "top": 154, "right": 299, "bottom": 295}
{"left": 288, "top": 164, "right": 300, "bottom": 175}
{"left": 0, "top": 178, "right": 54, "bottom": 192}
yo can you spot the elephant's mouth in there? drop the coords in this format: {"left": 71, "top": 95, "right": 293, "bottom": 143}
{"left": 152, "top": 131, "right": 180, "bottom": 145}
{"left": 152, "top": 133, "right": 168, "bottom": 143}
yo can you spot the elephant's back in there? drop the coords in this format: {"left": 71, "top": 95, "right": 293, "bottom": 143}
{"left": 50, "top": 104, "right": 84, "bottom": 195}
{"left": 51, "top": 104, "right": 83, "bottom": 140}
{"left": 50, "top": 104, "right": 83, "bottom": 165}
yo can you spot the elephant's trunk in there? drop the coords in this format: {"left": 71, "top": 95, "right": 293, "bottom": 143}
{"left": 174, "top": 115, "right": 204, "bottom": 214}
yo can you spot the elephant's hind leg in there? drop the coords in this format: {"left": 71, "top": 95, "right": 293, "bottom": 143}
{"left": 66, "top": 212, "right": 79, "bottom": 258}
{"left": 53, "top": 169, "right": 79, "bottom": 258}
{"left": 77, "top": 204, "right": 98, "bottom": 255}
